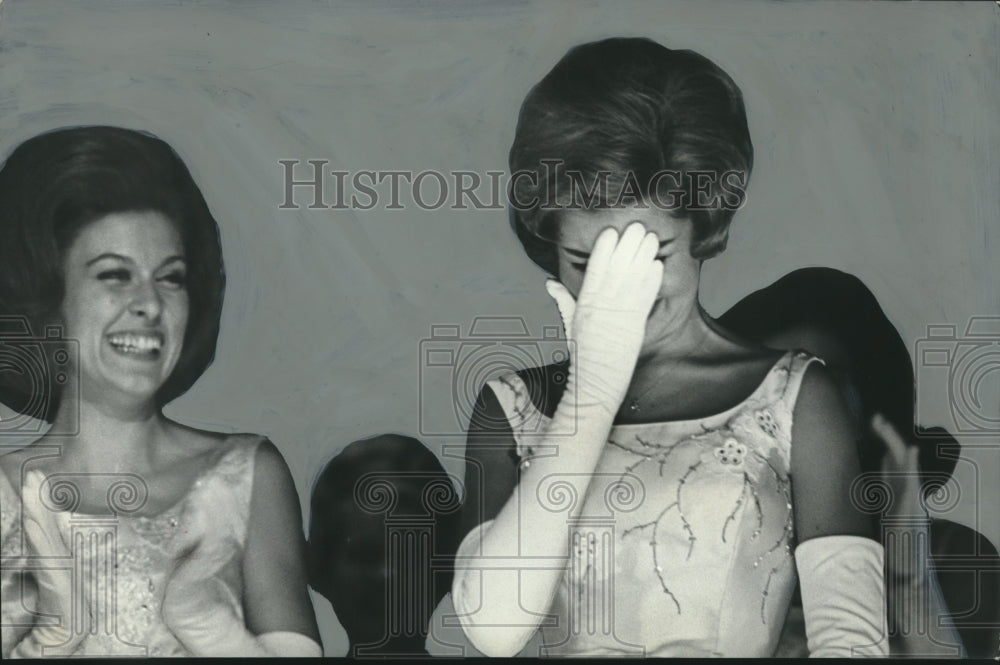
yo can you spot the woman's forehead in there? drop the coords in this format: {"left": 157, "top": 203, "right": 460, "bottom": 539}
{"left": 69, "top": 211, "right": 185, "bottom": 261}
{"left": 555, "top": 205, "right": 688, "bottom": 252}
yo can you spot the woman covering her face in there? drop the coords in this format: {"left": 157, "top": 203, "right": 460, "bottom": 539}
{"left": 0, "top": 126, "right": 321, "bottom": 657}
{"left": 451, "top": 38, "right": 887, "bottom": 657}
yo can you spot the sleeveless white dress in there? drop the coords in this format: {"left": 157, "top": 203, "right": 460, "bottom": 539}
{"left": 0, "top": 435, "right": 262, "bottom": 657}
{"left": 453, "top": 350, "right": 819, "bottom": 657}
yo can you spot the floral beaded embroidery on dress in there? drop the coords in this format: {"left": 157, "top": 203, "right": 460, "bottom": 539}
{"left": 0, "top": 435, "right": 262, "bottom": 657}
{"left": 484, "top": 350, "right": 820, "bottom": 657}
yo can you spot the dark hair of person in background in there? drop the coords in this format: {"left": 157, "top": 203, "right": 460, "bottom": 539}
{"left": 0, "top": 125, "right": 225, "bottom": 417}
{"left": 308, "top": 434, "right": 461, "bottom": 657}
{"left": 718, "top": 267, "right": 942, "bottom": 477}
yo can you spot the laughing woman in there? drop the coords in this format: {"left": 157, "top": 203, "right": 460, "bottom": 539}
{"left": 451, "top": 38, "right": 888, "bottom": 657}
{"left": 0, "top": 126, "right": 321, "bottom": 657}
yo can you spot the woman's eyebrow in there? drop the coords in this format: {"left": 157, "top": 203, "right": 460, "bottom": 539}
{"left": 85, "top": 253, "right": 186, "bottom": 268}
{"left": 85, "top": 252, "right": 130, "bottom": 266}
{"left": 158, "top": 255, "right": 186, "bottom": 268}
{"left": 564, "top": 238, "right": 674, "bottom": 260}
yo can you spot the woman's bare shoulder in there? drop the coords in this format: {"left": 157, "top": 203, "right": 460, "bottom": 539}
{"left": 692, "top": 340, "right": 787, "bottom": 395}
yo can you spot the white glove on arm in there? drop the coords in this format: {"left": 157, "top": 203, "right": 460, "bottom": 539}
{"left": 544, "top": 223, "right": 664, "bottom": 416}
{"left": 10, "top": 471, "right": 87, "bottom": 658}
{"left": 161, "top": 488, "right": 321, "bottom": 657}
{"left": 795, "top": 535, "right": 888, "bottom": 657}
{"left": 452, "top": 225, "right": 663, "bottom": 657}
{"left": 162, "top": 570, "right": 321, "bottom": 657}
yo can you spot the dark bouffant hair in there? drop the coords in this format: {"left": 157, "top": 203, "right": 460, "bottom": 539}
{"left": 0, "top": 126, "right": 225, "bottom": 419}
{"left": 509, "top": 37, "right": 753, "bottom": 275}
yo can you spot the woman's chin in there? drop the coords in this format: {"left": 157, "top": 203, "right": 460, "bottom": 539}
{"left": 91, "top": 351, "right": 178, "bottom": 397}
{"left": 79, "top": 374, "right": 166, "bottom": 412}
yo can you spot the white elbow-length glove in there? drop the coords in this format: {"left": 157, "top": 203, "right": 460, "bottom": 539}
{"left": 453, "top": 225, "right": 664, "bottom": 657}
{"left": 544, "top": 223, "right": 664, "bottom": 417}
{"left": 161, "top": 492, "right": 321, "bottom": 657}
{"left": 162, "top": 562, "right": 321, "bottom": 657}
{"left": 10, "top": 471, "right": 88, "bottom": 658}
{"left": 795, "top": 535, "right": 888, "bottom": 657}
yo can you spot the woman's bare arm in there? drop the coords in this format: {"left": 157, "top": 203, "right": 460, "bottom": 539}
{"left": 791, "top": 362, "right": 887, "bottom": 657}
{"left": 791, "top": 363, "right": 873, "bottom": 542}
{"left": 242, "top": 440, "right": 321, "bottom": 641}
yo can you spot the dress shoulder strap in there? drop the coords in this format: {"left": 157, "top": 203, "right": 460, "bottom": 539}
{"left": 212, "top": 434, "right": 266, "bottom": 487}
{"left": 779, "top": 350, "right": 825, "bottom": 414}
{"left": 180, "top": 434, "right": 266, "bottom": 548}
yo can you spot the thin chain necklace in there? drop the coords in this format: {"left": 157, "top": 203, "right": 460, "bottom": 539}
{"left": 621, "top": 367, "right": 672, "bottom": 416}
{"left": 620, "top": 320, "right": 714, "bottom": 417}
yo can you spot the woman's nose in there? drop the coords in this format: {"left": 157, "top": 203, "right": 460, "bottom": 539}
{"left": 127, "top": 279, "right": 163, "bottom": 320}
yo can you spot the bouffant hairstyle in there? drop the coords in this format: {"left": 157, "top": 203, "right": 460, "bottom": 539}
{"left": 509, "top": 37, "right": 753, "bottom": 275}
{"left": 0, "top": 126, "right": 225, "bottom": 420}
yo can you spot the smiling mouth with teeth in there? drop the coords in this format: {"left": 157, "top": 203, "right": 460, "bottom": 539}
{"left": 107, "top": 332, "right": 164, "bottom": 358}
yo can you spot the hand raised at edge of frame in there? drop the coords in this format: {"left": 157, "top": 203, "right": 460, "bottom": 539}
{"left": 872, "top": 414, "right": 966, "bottom": 657}
{"left": 872, "top": 413, "right": 927, "bottom": 521}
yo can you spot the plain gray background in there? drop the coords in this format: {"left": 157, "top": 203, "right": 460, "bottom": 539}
{"left": 1, "top": 0, "right": 997, "bottom": 655}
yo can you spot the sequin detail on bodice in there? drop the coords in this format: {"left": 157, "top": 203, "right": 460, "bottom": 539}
{"left": 0, "top": 436, "right": 261, "bottom": 657}
{"left": 486, "top": 350, "right": 819, "bottom": 657}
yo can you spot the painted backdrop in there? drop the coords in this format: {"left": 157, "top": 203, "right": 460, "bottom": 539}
{"left": 0, "top": 0, "right": 997, "bottom": 655}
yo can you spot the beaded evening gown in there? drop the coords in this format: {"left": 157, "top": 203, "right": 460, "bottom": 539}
{"left": 456, "top": 350, "right": 819, "bottom": 657}
{"left": 0, "top": 435, "right": 262, "bottom": 657}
